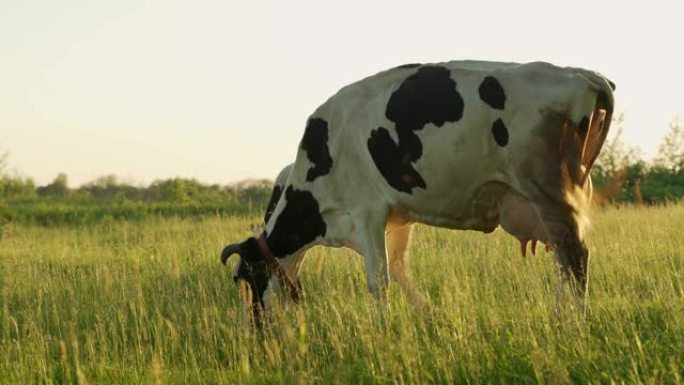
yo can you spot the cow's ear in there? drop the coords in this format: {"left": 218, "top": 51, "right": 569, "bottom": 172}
{"left": 240, "top": 237, "right": 263, "bottom": 263}
{"left": 221, "top": 243, "right": 241, "bottom": 264}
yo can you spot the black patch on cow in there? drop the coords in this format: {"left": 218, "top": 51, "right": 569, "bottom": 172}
{"left": 267, "top": 186, "right": 326, "bottom": 257}
{"left": 386, "top": 66, "right": 464, "bottom": 161}
{"left": 478, "top": 76, "right": 506, "bottom": 110}
{"left": 395, "top": 63, "right": 422, "bottom": 69}
{"left": 263, "top": 184, "right": 283, "bottom": 224}
{"left": 368, "top": 66, "right": 463, "bottom": 193}
{"left": 491, "top": 119, "right": 509, "bottom": 147}
{"left": 367, "top": 127, "right": 426, "bottom": 193}
{"left": 578, "top": 116, "right": 590, "bottom": 135}
{"left": 301, "top": 118, "right": 333, "bottom": 181}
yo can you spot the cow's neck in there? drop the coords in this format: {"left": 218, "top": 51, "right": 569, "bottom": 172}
{"left": 258, "top": 231, "right": 300, "bottom": 301}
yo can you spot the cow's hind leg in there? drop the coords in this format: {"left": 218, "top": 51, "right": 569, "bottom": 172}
{"left": 262, "top": 249, "right": 307, "bottom": 312}
{"left": 386, "top": 224, "right": 430, "bottom": 310}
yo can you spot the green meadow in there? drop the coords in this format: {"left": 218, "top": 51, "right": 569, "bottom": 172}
{"left": 1, "top": 205, "right": 683, "bottom": 384}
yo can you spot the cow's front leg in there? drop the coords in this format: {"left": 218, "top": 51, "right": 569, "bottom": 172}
{"left": 353, "top": 209, "right": 391, "bottom": 302}
{"left": 262, "top": 249, "right": 307, "bottom": 313}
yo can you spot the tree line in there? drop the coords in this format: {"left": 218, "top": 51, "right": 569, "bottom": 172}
{"left": 591, "top": 116, "right": 684, "bottom": 204}
{"left": 0, "top": 171, "right": 273, "bottom": 207}
{"left": 0, "top": 157, "right": 275, "bottom": 225}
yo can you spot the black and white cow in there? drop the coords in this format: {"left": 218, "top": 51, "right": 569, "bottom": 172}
{"left": 222, "top": 60, "right": 615, "bottom": 315}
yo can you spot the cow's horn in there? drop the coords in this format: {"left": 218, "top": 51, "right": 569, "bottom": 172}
{"left": 221, "top": 243, "right": 241, "bottom": 265}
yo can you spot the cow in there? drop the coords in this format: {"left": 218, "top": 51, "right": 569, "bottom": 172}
{"left": 221, "top": 60, "right": 615, "bottom": 318}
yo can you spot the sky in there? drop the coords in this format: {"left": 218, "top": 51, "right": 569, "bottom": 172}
{"left": 1, "top": 0, "right": 682, "bottom": 187}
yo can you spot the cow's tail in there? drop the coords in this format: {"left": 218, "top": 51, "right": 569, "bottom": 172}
{"left": 559, "top": 74, "right": 615, "bottom": 236}
{"left": 579, "top": 74, "right": 616, "bottom": 185}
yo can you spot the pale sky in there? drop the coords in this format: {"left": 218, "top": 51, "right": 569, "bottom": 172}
{"left": 1, "top": 0, "right": 682, "bottom": 186}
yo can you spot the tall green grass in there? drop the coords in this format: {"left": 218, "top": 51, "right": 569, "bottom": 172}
{"left": 1, "top": 206, "right": 682, "bottom": 384}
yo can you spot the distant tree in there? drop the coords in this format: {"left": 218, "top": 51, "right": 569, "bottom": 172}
{"left": 654, "top": 117, "right": 684, "bottom": 172}
{"left": 154, "top": 178, "right": 189, "bottom": 202}
{"left": 0, "top": 151, "right": 7, "bottom": 174}
{"left": 638, "top": 166, "right": 684, "bottom": 203}
{"left": 0, "top": 152, "right": 37, "bottom": 199}
{"left": 0, "top": 174, "right": 36, "bottom": 199}
{"left": 638, "top": 117, "right": 684, "bottom": 203}
{"left": 591, "top": 115, "right": 642, "bottom": 204}
{"left": 80, "top": 174, "right": 140, "bottom": 201}
{"left": 88, "top": 174, "right": 120, "bottom": 188}
{"left": 232, "top": 178, "right": 273, "bottom": 208}
{"left": 616, "top": 160, "right": 648, "bottom": 203}
{"left": 592, "top": 115, "right": 640, "bottom": 179}
{"left": 37, "top": 173, "right": 70, "bottom": 197}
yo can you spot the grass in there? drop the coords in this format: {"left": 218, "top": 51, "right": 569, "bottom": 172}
{"left": 0, "top": 199, "right": 252, "bottom": 226}
{"left": 1, "top": 205, "right": 683, "bottom": 384}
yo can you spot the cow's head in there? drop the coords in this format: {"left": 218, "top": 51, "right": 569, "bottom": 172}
{"left": 221, "top": 237, "right": 271, "bottom": 318}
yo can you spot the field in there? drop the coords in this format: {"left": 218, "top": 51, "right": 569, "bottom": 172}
{"left": 1, "top": 205, "right": 683, "bottom": 384}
